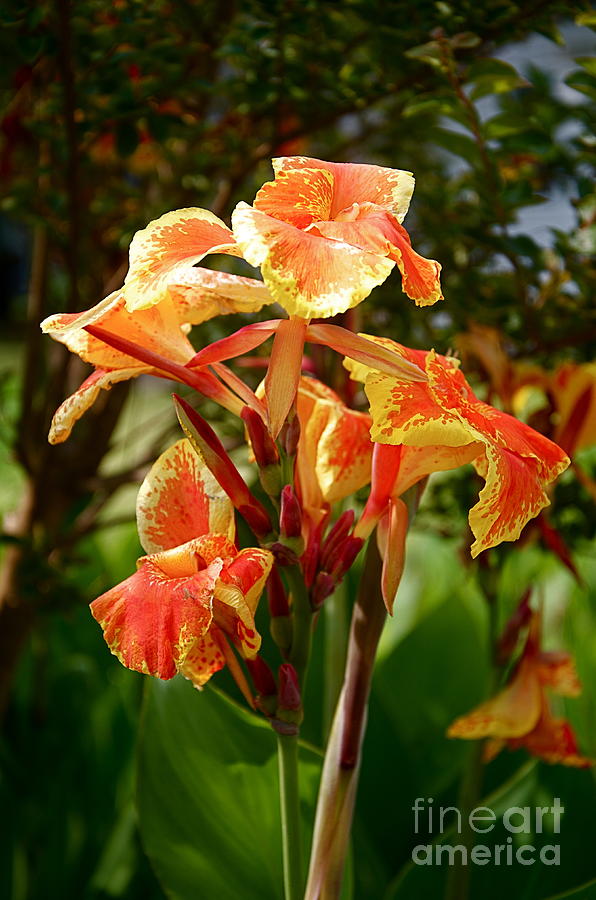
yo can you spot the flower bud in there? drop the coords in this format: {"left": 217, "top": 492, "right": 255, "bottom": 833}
{"left": 280, "top": 411, "right": 301, "bottom": 458}
{"left": 278, "top": 663, "right": 301, "bottom": 711}
{"left": 330, "top": 535, "right": 364, "bottom": 580}
{"left": 241, "top": 406, "right": 280, "bottom": 468}
{"left": 311, "top": 572, "right": 336, "bottom": 609}
{"left": 280, "top": 485, "right": 302, "bottom": 539}
{"left": 246, "top": 656, "right": 277, "bottom": 697}
{"left": 320, "top": 509, "right": 355, "bottom": 572}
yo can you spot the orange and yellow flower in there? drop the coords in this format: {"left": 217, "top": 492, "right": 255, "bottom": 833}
{"left": 41, "top": 268, "right": 270, "bottom": 442}
{"left": 232, "top": 156, "right": 443, "bottom": 319}
{"left": 90, "top": 439, "right": 273, "bottom": 690}
{"left": 346, "top": 336, "right": 570, "bottom": 557}
{"left": 448, "top": 614, "right": 592, "bottom": 768}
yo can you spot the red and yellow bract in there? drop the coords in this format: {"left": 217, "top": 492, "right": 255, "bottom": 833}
{"left": 90, "top": 439, "right": 273, "bottom": 689}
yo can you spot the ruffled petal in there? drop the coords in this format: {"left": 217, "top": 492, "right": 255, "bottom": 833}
{"left": 124, "top": 208, "right": 242, "bottom": 312}
{"left": 272, "top": 156, "right": 415, "bottom": 221}
{"left": 48, "top": 366, "right": 145, "bottom": 445}
{"left": 447, "top": 657, "right": 542, "bottom": 740}
{"left": 254, "top": 166, "right": 334, "bottom": 227}
{"left": 536, "top": 652, "right": 582, "bottom": 697}
{"left": 313, "top": 204, "right": 442, "bottom": 306}
{"left": 214, "top": 548, "right": 273, "bottom": 657}
{"left": 469, "top": 445, "right": 551, "bottom": 557}
{"left": 232, "top": 202, "right": 394, "bottom": 319}
{"left": 90, "top": 552, "right": 223, "bottom": 680}
{"left": 511, "top": 704, "right": 593, "bottom": 768}
{"left": 136, "top": 439, "right": 235, "bottom": 554}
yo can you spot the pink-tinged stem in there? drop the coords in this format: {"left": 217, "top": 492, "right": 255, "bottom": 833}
{"left": 304, "top": 539, "right": 388, "bottom": 900}
{"left": 84, "top": 324, "right": 243, "bottom": 415}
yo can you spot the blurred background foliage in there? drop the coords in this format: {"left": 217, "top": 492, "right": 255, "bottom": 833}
{"left": 0, "top": 1, "right": 595, "bottom": 898}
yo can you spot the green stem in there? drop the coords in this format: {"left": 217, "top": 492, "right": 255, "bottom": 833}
{"left": 277, "top": 732, "right": 303, "bottom": 900}
{"left": 285, "top": 564, "right": 313, "bottom": 687}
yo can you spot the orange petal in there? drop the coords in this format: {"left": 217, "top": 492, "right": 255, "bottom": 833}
{"left": 124, "top": 208, "right": 242, "bottom": 312}
{"left": 48, "top": 366, "right": 145, "bottom": 445}
{"left": 393, "top": 443, "right": 483, "bottom": 497}
{"left": 187, "top": 320, "right": 280, "bottom": 368}
{"left": 307, "top": 324, "right": 427, "bottom": 382}
{"left": 377, "top": 497, "right": 408, "bottom": 614}
{"left": 232, "top": 202, "right": 394, "bottom": 319}
{"left": 41, "top": 290, "right": 195, "bottom": 369}
{"left": 136, "top": 439, "right": 235, "bottom": 554}
{"left": 511, "top": 703, "right": 593, "bottom": 768}
{"left": 264, "top": 316, "right": 307, "bottom": 439}
{"left": 469, "top": 446, "right": 551, "bottom": 557}
{"left": 167, "top": 267, "right": 273, "bottom": 325}
{"left": 90, "top": 550, "right": 224, "bottom": 679}
{"left": 214, "top": 548, "right": 273, "bottom": 657}
{"left": 447, "top": 657, "right": 542, "bottom": 740}
{"left": 536, "top": 652, "right": 582, "bottom": 697}
{"left": 313, "top": 204, "right": 442, "bottom": 307}
{"left": 551, "top": 362, "right": 596, "bottom": 453}
{"left": 254, "top": 166, "right": 334, "bottom": 227}
{"left": 272, "top": 156, "right": 415, "bottom": 221}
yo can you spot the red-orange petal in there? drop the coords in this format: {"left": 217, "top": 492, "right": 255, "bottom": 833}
{"left": 272, "top": 156, "right": 415, "bottom": 221}
{"left": 124, "top": 208, "right": 242, "bottom": 312}
{"left": 136, "top": 439, "right": 235, "bottom": 554}
{"left": 254, "top": 166, "right": 334, "bottom": 227}
{"left": 90, "top": 550, "right": 224, "bottom": 680}
{"left": 264, "top": 316, "right": 307, "bottom": 439}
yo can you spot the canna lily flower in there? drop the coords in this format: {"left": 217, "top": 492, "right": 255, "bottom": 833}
{"left": 447, "top": 614, "right": 592, "bottom": 768}
{"left": 41, "top": 268, "right": 270, "bottom": 443}
{"left": 346, "top": 336, "right": 570, "bottom": 558}
{"left": 116, "top": 157, "right": 440, "bottom": 436}
{"left": 232, "top": 156, "right": 443, "bottom": 318}
{"left": 90, "top": 438, "right": 273, "bottom": 694}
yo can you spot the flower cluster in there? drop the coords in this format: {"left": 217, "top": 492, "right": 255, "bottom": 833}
{"left": 43, "top": 155, "right": 588, "bottom": 767}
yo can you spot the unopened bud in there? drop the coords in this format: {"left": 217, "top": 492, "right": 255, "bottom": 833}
{"left": 246, "top": 656, "right": 277, "bottom": 697}
{"left": 242, "top": 406, "right": 280, "bottom": 468}
{"left": 278, "top": 663, "right": 301, "bottom": 711}
{"left": 280, "top": 412, "right": 301, "bottom": 458}
{"left": 330, "top": 535, "right": 364, "bottom": 580}
{"left": 311, "top": 572, "right": 335, "bottom": 609}
{"left": 280, "top": 485, "right": 302, "bottom": 539}
{"left": 267, "top": 567, "right": 289, "bottom": 617}
{"left": 270, "top": 615, "right": 293, "bottom": 653}
{"left": 320, "top": 510, "right": 355, "bottom": 571}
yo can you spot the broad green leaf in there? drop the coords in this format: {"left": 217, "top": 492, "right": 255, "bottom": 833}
{"left": 137, "top": 678, "right": 323, "bottom": 900}
{"left": 468, "top": 59, "right": 528, "bottom": 100}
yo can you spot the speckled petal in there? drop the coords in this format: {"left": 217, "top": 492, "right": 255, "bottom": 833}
{"left": 90, "top": 548, "right": 223, "bottom": 680}
{"left": 254, "top": 166, "right": 334, "bottom": 227}
{"left": 124, "top": 208, "right": 242, "bottom": 312}
{"left": 232, "top": 202, "right": 394, "bottom": 319}
{"left": 167, "top": 267, "right": 273, "bottom": 325}
{"left": 272, "top": 156, "right": 415, "bottom": 222}
{"left": 136, "top": 439, "right": 235, "bottom": 554}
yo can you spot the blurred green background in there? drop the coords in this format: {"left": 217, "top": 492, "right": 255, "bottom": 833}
{"left": 1, "top": 2, "right": 595, "bottom": 898}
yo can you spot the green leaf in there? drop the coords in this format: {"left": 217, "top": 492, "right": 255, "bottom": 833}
{"left": 565, "top": 71, "right": 596, "bottom": 102}
{"left": 545, "top": 878, "right": 596, "bottom": 900}
{"left": 467, "top": 59, "right": 528, "bottom": 100}
{"left": 137, "top": 678, "right": 323, "bottom": 900}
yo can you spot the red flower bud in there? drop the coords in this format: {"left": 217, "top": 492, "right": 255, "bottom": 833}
{"left": 320, "top": 510, "right": 355, "bottom": 572}
{"left": 278, "top": 663, "right": 301, "bottom": 711}
{"left": 246, "top": 656, "right": 277, "bottom": 697}
{"left": 330, "top": 535, "right": 364, "bottom": 580}
{"left": 280, "top": 485, "right": 303, "bottom": 539}
{"left": 280, "top": 412, "right": 301, "bottom": 458}
{"left": 242, "top": 406, "right": 280, "bottom": 468}
{"left": 267, "top": 567, "right": 290, "bottom": 618}
{"left": 311, "top": 572, "right": 336, "bottom": 609}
